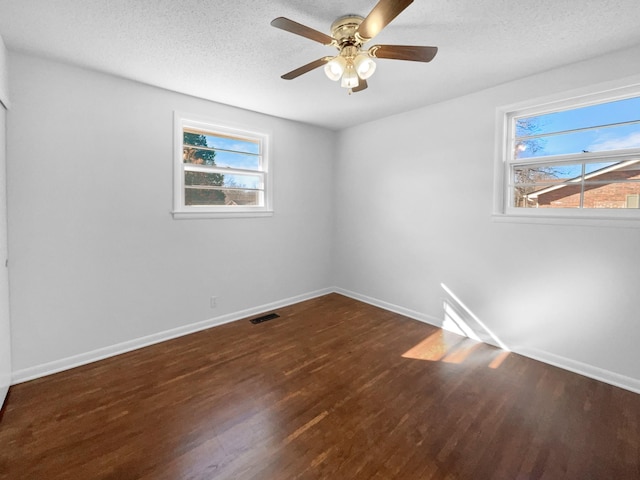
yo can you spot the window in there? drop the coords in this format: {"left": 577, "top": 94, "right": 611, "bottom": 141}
{"left": 173, "top": 113, "right": 271, "bottom": 218}
{"left": 495, "top": 84, "right": 640, "bottom": 225}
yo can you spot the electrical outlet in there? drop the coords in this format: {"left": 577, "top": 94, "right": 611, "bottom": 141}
{"left": 210, "top": 296, "right": 217, "bottom": 308}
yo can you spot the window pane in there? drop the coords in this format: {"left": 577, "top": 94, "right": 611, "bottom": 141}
{"left": 185, "top": 188, "right": 261, "bottom": 206}
{"left": 184, "top": 171, "right": 263, "bottom": 206}
{"left": 513, "top": 163, "right": 582, "bottom": 185}
{"left": 183, "top": 146, "right": 217, "bottom": 166}
{"left": 222, "top": 189, "right": 261, "bottom": 206}
{"left": 185, "top": 171, "right": 225, "bottom": 188}
{"left": 585, "top": 161, "right": 618, "bottom": 175}
{"left": 513, "top": 183, "right": 581, "bottom": 208}
{"left": 176, "top": 116, "right": 270, "bottom": 213}
{"left": 183, "top": 146, "right": 259, "bottom": 170}
{"left": 505, "top": 90, "right": 640, "bottom": 217}
{"left": 583, "top": 182, "right": 640, "bottom": 208}
{"left": 515, "top": 96, "right": 640, "bottom": 136}
{"left": 515, "top": 123, "right": 640, "bottom": 159}
{"left": 512, "top": 186, "right": 548, "bottom": 208}
{"left": 512, "top": 160, "right": 640, "bottom": 209}
{"left": 185, "top": 172, "right": 262, "bottom": 190}
{"left": 214, "top": 150, "right": 260, "bottom": 170}
{"left": 184, "top": 129, "right": 260, "bottom": 154}
{"left": 185, "top": 187, "right": 227, "bottom": 206}
{"left": 220, "top": 174, "right": 262, "bottom": 190}
{"left": 587, "top": 159, "right": 640, "bottom": 179}
{"left": 527, "top": 184, "right": 583, "bottom": 208}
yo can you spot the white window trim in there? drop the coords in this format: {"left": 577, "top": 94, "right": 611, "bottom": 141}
{"left": 493, "top": 75, "right": 640, "bottom": 228}
{"left": 172, "top": 112, "right": 273, "bottom": 219}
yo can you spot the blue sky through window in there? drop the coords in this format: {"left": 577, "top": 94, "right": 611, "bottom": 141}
{"left": 213, "top": 150, "right": 260, "bottom": 170}
{"left": 199, "top": 134, "right": 260, "bottom": 155}
{"left": 184, "top": 132, "right": 261, "bottom": 171}
{"left": 183, "top": 129, "right": 263, "bottom": 189}
{"left": 515, "top": 95, "right": 640, "bottom": 160}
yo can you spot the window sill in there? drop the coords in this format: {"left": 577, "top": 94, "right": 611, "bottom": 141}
{"left": 492, "top": 212, "right": 640, "bottom": 228}
{"left": 171, "top": 210, "right": 274, "bottom": 220}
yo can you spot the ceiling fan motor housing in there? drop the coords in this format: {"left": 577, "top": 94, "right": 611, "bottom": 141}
{"left": 330, "top": 15, "right": 365, "bottom": 49}
{"left": 327, "top": 15, "right": 376, "bottom": 88}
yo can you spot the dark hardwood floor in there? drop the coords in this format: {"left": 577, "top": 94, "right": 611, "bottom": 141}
{"left": 1, "top": 293, "right": 639, "bottom": 479}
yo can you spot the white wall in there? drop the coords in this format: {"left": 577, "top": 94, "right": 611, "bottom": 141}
{"left": 0, "top": 34, "right": 8, "bottom": 107}
{"left": 0, "top": 34, "right": 10, "bottom": 405}
{"left": 334, "top": 44, "right": 640, "bottom": 391}
{"left": 7, "top": 53, "right": 335, "bottom": 379}
{"left": 7, "top": 44, "right": 640, "bottom": 392}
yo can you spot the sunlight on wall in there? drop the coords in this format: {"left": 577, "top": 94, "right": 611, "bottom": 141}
{"left": 441, "top": 283, "right": 510, "bottom": 351}
{"left": 443, "top": 301, "right": 481, "bottom": 341}
{"left": 401, "top": 284, "right": 511, "bottom": 369}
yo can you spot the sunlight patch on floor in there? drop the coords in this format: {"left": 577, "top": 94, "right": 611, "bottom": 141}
{"left": 401, "top": 330, "right": 481, "bottom": 364}
{"left": 489, "top": 351, "right": 511, "bottom": 369}
{"left": 402, "top": 330, "right": 511, "bottom": 369}
{"left": 402, "top": 284, "right": 511, "bottom": 368}
{"left": 441, "top": 341, "right": 483, "bottom": 364}
{"left": 402, "top": 331, "right": 460, "bottom": 361}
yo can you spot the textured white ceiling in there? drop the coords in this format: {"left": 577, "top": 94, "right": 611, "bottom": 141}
{"left": 1, "top": 0, "right": 640, "bottom": 130}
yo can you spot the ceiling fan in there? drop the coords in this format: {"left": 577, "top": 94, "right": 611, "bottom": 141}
{"left": 270, "top": 0, "right": 438, "bottom": 93}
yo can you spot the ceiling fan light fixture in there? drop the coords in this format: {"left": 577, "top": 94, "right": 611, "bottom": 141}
{"left": 272, "top": 0, "right": 438, "bottom": 93}
{"left": 324, "top": 56, "right": 347, "bottom": 81}
{"left": 340, "top": 62, "right": 359, "bottom": 89}
{"left": 354, "top": 54, "right": 376, "bottom": 80}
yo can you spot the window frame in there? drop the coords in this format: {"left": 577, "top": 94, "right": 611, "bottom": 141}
{"left": 172, "top": 112, "right": 273, "bottom": 219}
{"left": 494, "top": 79, "right": 640, "bottom": 227}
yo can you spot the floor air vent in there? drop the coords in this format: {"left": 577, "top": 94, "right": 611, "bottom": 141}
{"left": 250, "top": 313, "right": 280, "bottom": 324}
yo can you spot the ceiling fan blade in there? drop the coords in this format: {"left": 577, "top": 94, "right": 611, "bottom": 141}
{"left": 356, "top": 0, "right": 414, "bottom": 41}
{"left": 281, "top": 57, "right": 332, "bottom": 80}
{"left": 271, "top": 17, "right": 334, "bottom": 45}
{"left": 352, "top": 79, "right": 368, "bottom": 93}
{"left": 369, "top": 45, "right": 438, "bottom": 62}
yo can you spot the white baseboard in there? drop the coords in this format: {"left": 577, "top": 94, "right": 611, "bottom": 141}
{"left": 12, "top": 286, "right": 640, "bottom": 395}
{"left": 335, "top": 288, "right": 640, "bottom": 395}
{"left": 333, "top": 287, "right": 444, "bottom": 328}
{"left": 514, "top": 346, "right": 640, "bottom": 395}
{"left": 0, "top": 385, "right": 8, "bottom": 408}
{"left": 11, "top": 287, "right": 333, "bottom": 385}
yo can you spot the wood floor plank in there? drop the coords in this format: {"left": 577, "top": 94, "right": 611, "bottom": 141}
{"left": 1, "top": 293, "right": 639, "bottom": 479}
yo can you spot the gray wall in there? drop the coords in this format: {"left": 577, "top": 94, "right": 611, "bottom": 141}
{"left": 7, "top": 44, "right": 640, "bottom": 393}
{"left": 333, "top": 45, "right": 640, "bottom": 391}
{"left": 0, "top": 34, "right": 10, "bottom": 406}
{"left": 7, "top": 53, "right": 335, "bottom": 378}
